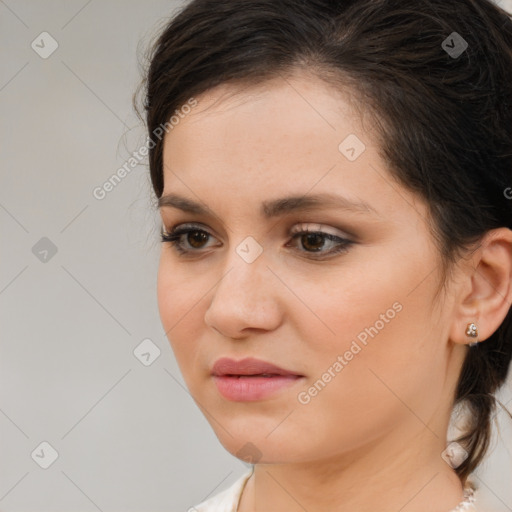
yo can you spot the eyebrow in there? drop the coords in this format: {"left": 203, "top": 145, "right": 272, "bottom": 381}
{"left": 158, "top": 192, "right": 379, "bottom": 218}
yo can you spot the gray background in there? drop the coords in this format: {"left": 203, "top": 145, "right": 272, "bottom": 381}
{"left": 1, "top": 1, "right": 511, "bottom": 511}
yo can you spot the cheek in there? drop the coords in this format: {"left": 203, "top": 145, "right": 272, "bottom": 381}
{"left": 284, "top": 324, "right": 428, "bottom": 460}
{"left": 157, "top": 258, "right": 205, "bottom": 373}
{"left": 157, "top": 254, "right": 203, "bottom": 324}
{"left": 296, "top": 238, "right": 441, "bottom": 367}
{"left": 289, "top": 262, "right": 444, "bottom": 444}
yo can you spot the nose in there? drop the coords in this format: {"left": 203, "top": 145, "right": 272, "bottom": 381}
{"left": 204, "top": 247, "right": 284, "bottom": 339}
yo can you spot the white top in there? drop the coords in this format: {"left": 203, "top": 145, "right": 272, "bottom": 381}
{"left": 191, "top": 468, "right": 478, "bottom": 512}
{"left": 192, "top": 468, "right": 253, "bottom": 512}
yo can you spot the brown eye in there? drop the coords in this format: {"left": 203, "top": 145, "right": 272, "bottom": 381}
{"left": 161, "top": 223, "right": 354, "bottom": 259}
{"left": 187, "top": 230, "right": 210, "bottom": 249}
{"left": 160, "top": 224, "right": 217, "bottom": 256}
{"left": 286, "top": 224, "right": 355, "bottom": 259}
{"left": 300, "top": 232, "right": 326, "bottom": 252}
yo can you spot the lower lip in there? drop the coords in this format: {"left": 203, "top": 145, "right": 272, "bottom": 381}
{"left": 212, "top": 375, "right": 303, "bottom": 401}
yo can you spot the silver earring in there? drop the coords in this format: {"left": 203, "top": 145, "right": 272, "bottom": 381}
{"left": 465, "top": 322, "right": 479, "bottom": 347}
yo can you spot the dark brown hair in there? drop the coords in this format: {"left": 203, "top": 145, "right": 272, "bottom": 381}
{"left": 134, "top": 0, "right": 512, "bottom": 486}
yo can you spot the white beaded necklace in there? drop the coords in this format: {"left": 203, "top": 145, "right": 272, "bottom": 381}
{"left": 448, "top": 486, "right": 476, "bottom": 511}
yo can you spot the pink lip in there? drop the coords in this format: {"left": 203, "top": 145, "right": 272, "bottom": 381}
{"left": 211, "top": 357, "right": 301, "bottom": 377}
{"left": 211, "top": 357, "right": 304, "bottom": 402}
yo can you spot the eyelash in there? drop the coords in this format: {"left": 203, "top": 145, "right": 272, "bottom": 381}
{"left": 160, "top": 223, "right": 354, "bottom": 259}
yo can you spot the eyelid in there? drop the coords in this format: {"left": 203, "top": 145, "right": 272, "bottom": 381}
{"left": 289, "top": 222, "right": 350, "bottom": 238}
{"left": 161, "top": 221, "right": 217, "bottom": 239}
{"left": 162, "top": 221, "right": 350, "bottom": 240}
{"left": 162, "top": 219, "right": 354, "bottom": 238}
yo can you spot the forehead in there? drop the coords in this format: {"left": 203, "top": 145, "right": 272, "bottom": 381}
{"left": 159, "top": 73, "right": 427, "bottom": 226}
{"left": 165, "top": 72, "right": 366, "bottom": 142}
{"left": 162, "top": 74, "right": 367, "bottom": 177}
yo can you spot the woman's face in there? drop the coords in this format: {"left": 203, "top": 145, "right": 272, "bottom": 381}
{"left": 157, "top": 72, "right": 462, "bottom": 464}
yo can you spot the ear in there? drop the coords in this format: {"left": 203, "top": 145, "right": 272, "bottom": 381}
{"left": 449, "top": 227, "right": 512, "bottom": 346}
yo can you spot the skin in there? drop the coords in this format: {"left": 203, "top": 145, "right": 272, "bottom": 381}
{"left": 157, "top": 70, "right": 512, "bottom": 512}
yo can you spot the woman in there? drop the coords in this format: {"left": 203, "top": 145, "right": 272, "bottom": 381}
{"left": 134, "top": 0, "right": 512, "bottom": 510}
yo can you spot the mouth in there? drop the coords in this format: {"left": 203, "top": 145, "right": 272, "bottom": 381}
{"left": 211, "top": 356, "right": 303, "bottom": 378}
{"left": 220, "top": 374, "right": 293, "bottom": 378}
{"left": 211, "top": 357, "right": 304, "bottom": 401}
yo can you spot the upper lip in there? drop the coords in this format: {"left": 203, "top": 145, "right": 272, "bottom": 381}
{"left": 211, "top": 357, "right": 303, "bottom": 377}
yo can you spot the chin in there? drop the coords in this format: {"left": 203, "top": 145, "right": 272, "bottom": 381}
{"left": 210, "top": 424, "right": 306, "bottom": 465}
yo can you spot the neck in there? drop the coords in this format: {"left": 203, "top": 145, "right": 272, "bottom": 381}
{"left": 238, "top": 419, "right": 466, "bottom": 512}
